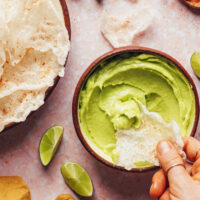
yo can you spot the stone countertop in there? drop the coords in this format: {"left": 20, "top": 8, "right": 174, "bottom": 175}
{"left": 0, "top": 0, "right": 200, "bottom": 199}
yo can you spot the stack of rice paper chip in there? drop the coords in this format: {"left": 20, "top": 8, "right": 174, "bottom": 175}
{"left": 0, "top": 0, "right": 70, "bottom": 131}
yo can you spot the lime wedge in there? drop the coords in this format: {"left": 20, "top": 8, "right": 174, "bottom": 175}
{"left": 60, "top": 162, "right": 93, "bottom": 197}
{"left": 39, "top": 125, "right": 64, "bottom": 166}
{"left": 191, "top": 50, "right": 200, "bottom": 77}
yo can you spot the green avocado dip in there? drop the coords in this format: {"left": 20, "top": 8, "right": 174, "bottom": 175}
{"left": 78, "top": 53, "right": 196, "bottom": 164}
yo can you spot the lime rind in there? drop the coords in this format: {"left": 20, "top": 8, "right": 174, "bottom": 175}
{"left": 61, "top": 162, "right": 93, "bottom": 197}
{"left": 39, "top": 125, "right": 64, "bottom": 166}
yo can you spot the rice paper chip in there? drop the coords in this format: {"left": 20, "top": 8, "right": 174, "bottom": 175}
{"left": 0, "top": 49, "right": 64, "bottom": 98}
{"left": 101, "top": 9, "right": 153, "bottom": 48}
{"left": 116, "top": 104, "right": 185, "bottom": 170}
{"left": 0, "top": 0, "right": 69, "bottom": 66}
{"left": 0, "top": 88, "right": 47, "bottom": 131}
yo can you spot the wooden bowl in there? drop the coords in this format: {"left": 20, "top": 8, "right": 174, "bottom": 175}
{"left": 2, "top": 0, "right": 71, "bottom": 133}
{"left": 182, "top": 0, "right": 200, "bottom": 10}
{"left": 73, "top": 46, "right": 200, "bottom": 173}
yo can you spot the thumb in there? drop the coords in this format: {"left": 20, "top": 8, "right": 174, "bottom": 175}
{"left": 157, "top": 140, "right": 190, "bottom": 186}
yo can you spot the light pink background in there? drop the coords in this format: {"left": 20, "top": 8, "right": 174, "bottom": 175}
{"left": 0, "top": 0, "right": 200, "bottom": 199}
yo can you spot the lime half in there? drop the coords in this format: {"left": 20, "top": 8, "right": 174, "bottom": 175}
{"left": 39, "top": 125, "right": 64, "bottom": 166}
{"left": 191, "top": 50, "right": 200, "bottom": 77}
{"left": 61, "top": 162, "right": 93, "bottom": 197}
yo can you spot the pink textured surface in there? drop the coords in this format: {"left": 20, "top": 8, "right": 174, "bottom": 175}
{"left": 0, "top": 0, "right": 200, "bottom": 199}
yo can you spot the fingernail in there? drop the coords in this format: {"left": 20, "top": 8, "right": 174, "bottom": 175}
{"left": 158, "top": 141, "right": 171, "bottom": 155}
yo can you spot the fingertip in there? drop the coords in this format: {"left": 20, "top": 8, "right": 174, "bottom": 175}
{"left": 183, "top": 137, "right": 200, "bottom": 162}
{"left": 150, "top": 182, "right": 161, "bottom": 198}
{"left": 157, "top": 140, "right": 169, "bottom": 150}
{"left": 150, "top": 169, "right": 166, "bottom": 198}
{"left": 182, "top": 136, "right": 190, "bottom": 142}
{"left": 182, "top": 136, "right": 192, "bottom": 149}
{"left": 149, "top": 183, "right": 157, "bottom": 198}
{"left": 157, "top": 140, "right": 172, "bottom": 156}
{"left": 159, "top": 189, "right": 170, "bottom": 200}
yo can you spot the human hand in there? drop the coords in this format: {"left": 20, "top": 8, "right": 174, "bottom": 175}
{"left": 149, "top": 137, "right": 200, "bottom": 200}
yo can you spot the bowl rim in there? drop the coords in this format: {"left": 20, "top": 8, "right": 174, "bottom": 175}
{"left": 2, "top": 0, "right": 71, "bottom": 133}
{"left": 72, "top": 46, "right": 200, "bottom": 173}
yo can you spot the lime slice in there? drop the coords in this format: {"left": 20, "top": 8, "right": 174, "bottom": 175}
{"left": 39, "top": 125, "right": 64, "bottom": 166}
{"left": 60, "top": 162, "right": 93, "bottom": 197}
{"left": 191, "top": 50, "right": 200, "bottom": 77}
